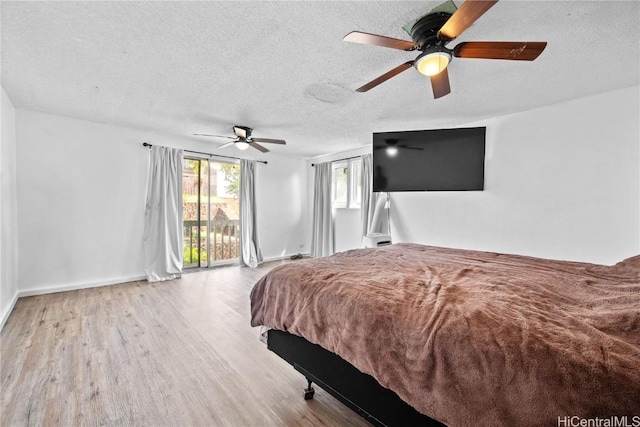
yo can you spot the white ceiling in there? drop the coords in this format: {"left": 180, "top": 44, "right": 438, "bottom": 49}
{"left": 2, "top": 1, "right": 639, "bottom": 159}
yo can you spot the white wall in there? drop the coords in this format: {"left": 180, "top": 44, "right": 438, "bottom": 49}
{"left": 255, "top": 153, "right": 308, "bottom": 259}
{"left": 391, "top": 86, "right": 640, "bottom": 265}
{"left": 334, "top": 208, "right": 363, "bottom": 252}
{"left": 15, "top": 109, "right": 307, "bottom": 294}
{"left": 1, "top": 87, "right": 19, "bottom": 328}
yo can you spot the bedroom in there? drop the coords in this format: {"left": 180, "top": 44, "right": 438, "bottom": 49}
{"left": 1, "top": 1, "right": 638, "bottom": 426}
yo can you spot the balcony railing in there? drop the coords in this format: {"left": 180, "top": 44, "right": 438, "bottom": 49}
{"left": 183, "top": 219, "right": 239, "bottom": 267}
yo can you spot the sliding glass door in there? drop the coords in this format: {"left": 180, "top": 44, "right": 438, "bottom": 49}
{"left": 182, "top": 157, "right": 240, "bottom": 268}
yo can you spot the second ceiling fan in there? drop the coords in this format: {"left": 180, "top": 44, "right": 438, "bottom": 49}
{"left": 194, "top": 126, "right": 286, "bottom": 153}
{"left": 344, "top": 0, "right": 547, "bottom": 99}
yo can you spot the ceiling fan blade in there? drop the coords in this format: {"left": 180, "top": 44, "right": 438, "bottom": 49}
{"left": 251, "top": 138, "right": 286, "bottom": 145}
{"left": 453, "top": 41, "right": 547, "bottom": 61}
{"left": 430, "top": 68, "right": 451, "bottom": 99}
{"left": 438, "top": 0, "right": 499, "bottom": 41}
{"left": 217, "top": 141, "right": 236, "bottom": 149}
{"left": 194, "top": 133, "right": 235, "bottom": 139}
{"left": 343, "top": 31, "right": 418, "bottom": 51}
{"left": 249, "top": 142, "right": 269, "bottom": 153}
{"left": 356, "top": 61, "right": 414, "bottom": 93}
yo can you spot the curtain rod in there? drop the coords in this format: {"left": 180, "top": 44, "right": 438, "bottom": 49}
{"left": 311, "top": 155, "right": 362, "bottom": 167}
{"left": 142, "top": 142, "right": 267, "bottom": 164}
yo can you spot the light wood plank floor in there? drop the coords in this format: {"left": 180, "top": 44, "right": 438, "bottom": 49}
{"left": 0, "top": 261, "right": 370, "bottom": 427}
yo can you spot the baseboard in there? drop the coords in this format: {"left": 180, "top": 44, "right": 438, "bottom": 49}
{"left": 0, "top": 291, "right": 19, "bottom": 332}
{"left": 17, "top": 275, "right": 147, "bottom": 298}
{"left": 262, "top": 253, "right": 311, "bottom": 263}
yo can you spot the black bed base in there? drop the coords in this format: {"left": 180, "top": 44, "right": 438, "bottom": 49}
{"left": 267, "top": 329, "right": 445, "bottom": 427}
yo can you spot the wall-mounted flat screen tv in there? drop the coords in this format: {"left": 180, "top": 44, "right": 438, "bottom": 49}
{"left": 372, "top": 127, "right": 486, "bottom": 192}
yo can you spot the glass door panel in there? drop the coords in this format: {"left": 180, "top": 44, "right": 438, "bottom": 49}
{"left": 183, "top": 157, "right": 239, "bottom": 269}
{"left": 208, "top": 161, "right": 240, "bottom": 265}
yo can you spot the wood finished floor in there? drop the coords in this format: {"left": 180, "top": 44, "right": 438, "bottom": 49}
{"left": 0, "top": 261, "right": 370, "bottom": 427}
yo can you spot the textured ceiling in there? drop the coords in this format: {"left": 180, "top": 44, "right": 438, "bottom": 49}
{"left": 2, "top": 1, "right": 639, "bottom": 159}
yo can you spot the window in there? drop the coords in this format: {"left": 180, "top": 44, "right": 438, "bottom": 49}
{"left": 332, "top": 162, "right": 348, "bottom": 208}
{"left": 332, "top": 157, "right": 362, "bottom": 209}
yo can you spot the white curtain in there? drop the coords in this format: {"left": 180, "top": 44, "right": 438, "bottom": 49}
{"left": 361, "top": 153, "right": 389, "bottom": 241}
{"left": 361, "top": 154, "right": 374, "bottom": 238}
{"left": 143, "top": 146, "right": 183, "bottom": 282}
{"left": 311, "top": 162, "right": 333, "bottom": 257}
{"left": 239, "top": 159, "right": 263, "bottom": 268}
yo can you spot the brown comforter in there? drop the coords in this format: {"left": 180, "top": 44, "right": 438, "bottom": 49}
{"left": 250, "top": 244, "right": 640, "bottom": 426}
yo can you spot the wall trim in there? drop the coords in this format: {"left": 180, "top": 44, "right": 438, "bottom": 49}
{"left": 0, "top": 291, "right": 19, "bottom": 332}
{"left": 262, "top": 253, "right": 311, "bottom": 263}
{"left": 17, "top": 275, "right": 146, "bottom": 298}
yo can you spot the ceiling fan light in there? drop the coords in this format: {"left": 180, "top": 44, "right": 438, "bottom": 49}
{"left": 415, "top": 50, "right": 451, "bottom": 77}
{"left": 386, "top": 146, "right": 398, "bottom": 157}
{"left": 235, "top": 141, "right": 250, "bottom": 151}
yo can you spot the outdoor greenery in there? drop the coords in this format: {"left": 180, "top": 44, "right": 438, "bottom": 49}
{"left": 183, "top": 246, "right": 207, "bottom": 264}
{"left": 220, "top": 163, "right": 239, "bottom": 197}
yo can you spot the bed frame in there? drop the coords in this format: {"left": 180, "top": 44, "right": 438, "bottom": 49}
{"left": 267, "top": 329, "right": 445, "bottom": 427}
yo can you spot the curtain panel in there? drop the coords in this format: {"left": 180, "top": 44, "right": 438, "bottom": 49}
{"left": 239, "top": 159, "right": 263, "bottom": 268}
{"left": 361, "top": 154, "right": 373, "bottom": 238}
{"left": 361, "top": 153, "right": 389, "bottom": 242}
{"left": 143, "top": 146, "right": 183, "bottom": 282}
{"left": 310, "top": 162, "right": 333, "bottom": 257}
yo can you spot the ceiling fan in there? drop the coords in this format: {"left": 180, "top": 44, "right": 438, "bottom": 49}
{"left": 343, "top": 0, "right": 547, "bottom": 99}
{"left": 194, "top": 125, "right": 286, "bottom": 153}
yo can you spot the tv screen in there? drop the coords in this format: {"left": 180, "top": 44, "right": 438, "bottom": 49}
{"left": 372, "top": 127, "right": 486, "bottom": 192}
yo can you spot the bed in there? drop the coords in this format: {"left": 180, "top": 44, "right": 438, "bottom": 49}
{"left": 250, "top": 244, "right": 640, "bottom": 426}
